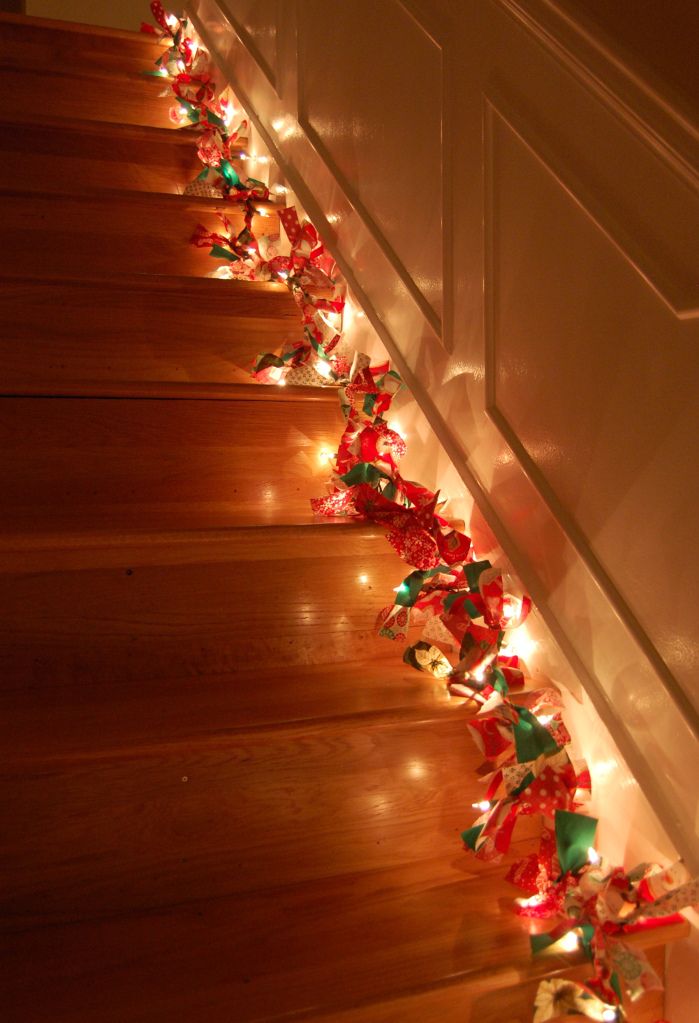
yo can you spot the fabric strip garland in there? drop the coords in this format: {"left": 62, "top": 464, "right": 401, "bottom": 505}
{"left": 141, "top": 7, "right": 698, "bottom": 1019}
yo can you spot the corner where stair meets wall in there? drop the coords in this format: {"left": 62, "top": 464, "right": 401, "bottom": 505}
{"left": 0, "top": 11, "right": 685, "bottom": 1022}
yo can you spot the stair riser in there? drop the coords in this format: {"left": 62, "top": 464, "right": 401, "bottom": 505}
{"left": 0, "top": 122, "right": 202, "bottom": 195}
{"left": 0, "top": 193, "right": 271, "bottom": 279}
{"left": 0, "top": 531, "right": 409, "bottom": 685}
{"left": 0, "top": 278, "right": 300, "bottom": 390}
{"left": 0, "top": 716, "right": 530, "bottom": 931}
{"left": 0, "top": 396, "right": 342, "bottom": 530}
{"left": 0, "top": 861, "right": 533, "bottom": 1023}
{"left": 0, "top": 68, "right": 177, "bottom": 129}
{"left": 0, "top": 17, "right": 165, "bottom": 74}
{"left": 305, "top": 946, "right": 666, "bottom": 1022}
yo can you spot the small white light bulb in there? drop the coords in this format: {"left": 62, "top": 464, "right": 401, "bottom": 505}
{"left": 560, "top": 931, "right": 579, "bottom": 952}
{"left": 315, "top": 361, "right": 333, "bottom": 379}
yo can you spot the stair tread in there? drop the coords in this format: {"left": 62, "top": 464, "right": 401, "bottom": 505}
{"left": 0, "top": 65, "right": 177, "bottom": 130}
{"left": 0, "top": 10, "right": 165, "bottom": 43}
{"left": 2, "top": 713, "right": 515, "bottom": 926}
{"left": 0, "top": 858, "right": 524, "bottom": 1021}
{"left": 0, "top": 190, "right": 273, "bottom": 279}
{"left": 0, "top": 382, "right": 335, "bottom": 401}
{"left": 0, "top": 392, "right": 342, "bottom": 531}
{"left": 0, "top": 658, "right": 472, "bottom": 757}
{"left": 0, "top": 523, "right": 410, "bottom": 684}
{"left": 0, "top": 274, "right": 300, "bottom": 392}
{"left": 0, "top": 112, "right": 199, "bottom": 144}
{"left": 0, "top": 113, "right": 204, "bottom": 196}
{"left": 0, "top": 855, "right": 683, "bottom": 1023}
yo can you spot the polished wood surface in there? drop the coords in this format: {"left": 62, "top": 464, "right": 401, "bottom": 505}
{"left": 0, "top": 65, "right": 178, "bottom": 128}
{"left": 0, "top": 117, "right": 203, "bottom": 194}
{"left": 0, "top": 275, "right": 301, "bottom": 390}
{"left": 0, "top": 191, "right": 273, "bottom": 278}
{"left": 0, "top": 525, "right": 415, "bottom": 685}
{"left": 0, "top": 13, "right": 678, "bottom": 1022}
{"left": 0, "top": 394, "right": 343, "bottom": 529}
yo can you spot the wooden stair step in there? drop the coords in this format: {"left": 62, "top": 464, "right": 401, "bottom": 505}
{"left": 0, "top": 13, "right": 167, "bottom": 76}
{"left": 0, "top": 524, "right": 411, "bottom": 685}
{"left": 0, "top": 64, "right": 180, "bottom": 130}
{"left": 0, "top": 392, "right": 342, "bottom": 530}
{"left": 0, "top": 116, "right": 203, "bottom": 195}
{"left": 0, "top": 274, "right": 301, "bottom": 391}
{"left": 0, "top": 191, "right": 273, "bottom": 279}
{"left": 0, "top": 857, "right": 683, "bottom": 1023}
{"left": 0, "top": 713, "right": 526, "bottom": 930}
{"left": 0, "top": 860, "right": 530, "bottom": 1019}
{"left": 0, "top": 659, "right": 468, "bottom": 755}
{"left": 305, "top": 937, "right": 675, "bottom": 1023}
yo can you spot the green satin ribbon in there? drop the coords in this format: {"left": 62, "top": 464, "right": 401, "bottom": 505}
{"left": 511, "top": 705, "right": 561, "bottom": 763}
{"left": 555, "top": 809, "right": 598, "bottom": 876}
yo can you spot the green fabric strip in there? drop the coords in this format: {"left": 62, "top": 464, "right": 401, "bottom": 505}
{"left": 555, "top": 810, "right": 598, "bottom": 876}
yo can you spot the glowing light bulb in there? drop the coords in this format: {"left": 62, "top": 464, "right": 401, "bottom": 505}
{"left": 158, "top": 67, "right": 168, "bottom": 76}
{"left": 588, "top": 847, "right": 601, "bottom": 866}
{"left": 472, "top": 800, "right": 491, "bottom": 812}
{"left": 392, "top": 582, "right": 408, "bottom": 594}
{"left": 358, "top": 574, "right": 369, "bottom": 585}
{"left": 537, "top": 714, "right": 554, "bottom": 726}
{"left": 318, "top": 448, "right": 333, "bottom": 465}
{"left": 271, "top": 118, "right": 285, "bottom": 131}
{"left": 255, "top": 208, "right": 270, "bottom": 217}
{"left": 277, "top": 271, "right": 288, "bottom": 280}
{"left": 315, "top": 360, "right": 333, "bottom": 379}
{"left": 516, "top": 893, "right": 543, "bottom": 908}
{"left": 177, "top": 59, "right": 185, "bottom": 72}
{"left": 273, "top": 184, "right": 288, "bottom": 195}
{"left": 602, "top": 1009, "right": 617, "bottom": 1022}
{"left": 246, "top": 247, "right": 256, "bottom": 255}
{"left": 166, "top": 13, "right": 179, "bottom": 28}
{"left": 389, "top": 422, "right": 408, "bottom": 440}
{"left": 560, "top": 931, "right": 579, "bottom": 952}
{"left": 276, "top": 378, "right": 286, "bottom": 387}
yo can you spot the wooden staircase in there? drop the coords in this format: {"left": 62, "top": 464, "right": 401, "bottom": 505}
{"left": 0, "top": 13, "right": 679, "bottom": 1021}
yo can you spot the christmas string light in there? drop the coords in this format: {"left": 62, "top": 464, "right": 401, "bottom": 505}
{"left": 140, "top": 8, "right": 698, "bottom": 1020}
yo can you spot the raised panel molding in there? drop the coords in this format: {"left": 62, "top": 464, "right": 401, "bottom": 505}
{"left": 218, "top": 0, "right": 279, "bottom": 90}
{"left": 296, "top": 0, "right": 450, "bottom": 346}
{"left": 483, "top": 94, "right": 698, "bottom": 321}
{"left": 483, "top": 93, "right": 699, "bottom": 721}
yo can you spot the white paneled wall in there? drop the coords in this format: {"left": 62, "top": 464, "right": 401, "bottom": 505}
{"left": 188, "top": 0, "right": 699, "bottom": 873}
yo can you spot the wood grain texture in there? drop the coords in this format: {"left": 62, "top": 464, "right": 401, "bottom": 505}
{"left": 0, "top": 15, "right": 683, "bottom": 1023}
{"left": 0, "top": 659, "right": 464, "bottom": 756}
{"left": 0, "top": 65, "right": 180, "bottom": 129}
{"left": 0, "top": 861, "right": 680, "bottom": 1023}
{"left": 0, "top": 117, "right": 203, "bottom": 195}
{"left": 0, "top": 715, "right": 529, "bottom": 929}
{"left": 0, "top": 859, "right": 532, "bottom": 1022}
{"left": 0, "top": 13, "right": 166, "bottom": 72}
{"left": 306, "top": 943, "right": 669, "bottom": 1022}
{"left": 0, "top": 274, "right": 301, "bottom": 390}
{"left": 0, "top": 395, "right": 343, "bottom": 529}
{"left": 0, "top": 190, "right": 275, "bottom": 278}
{"left": 0, "top": 525, "right": 412, "bottom": 685}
